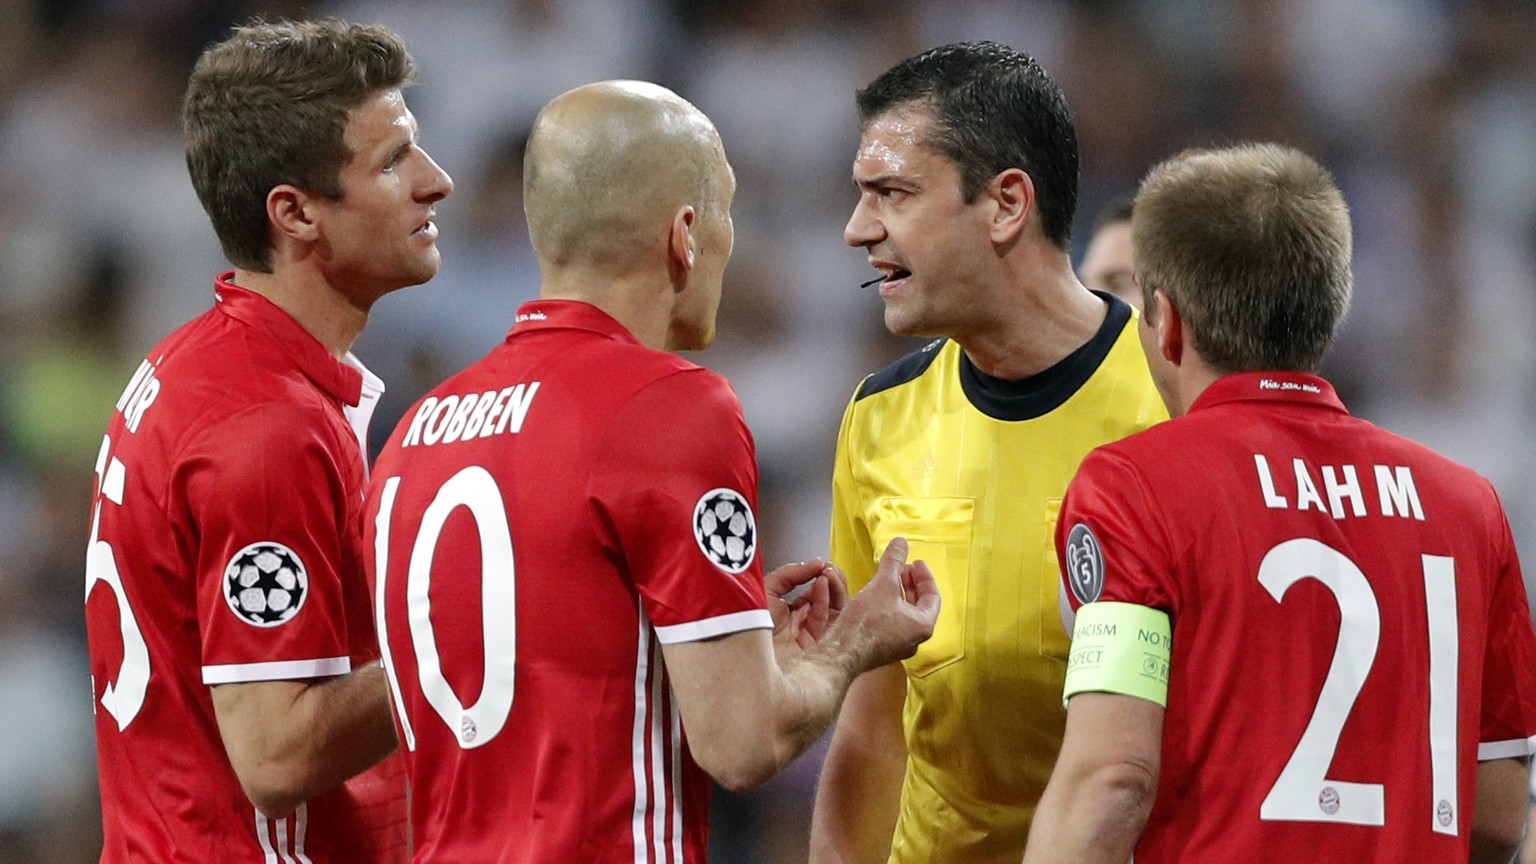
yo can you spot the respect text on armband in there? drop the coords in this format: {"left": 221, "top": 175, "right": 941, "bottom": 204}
{"left": 402, "top": 382, "right": 542, "bottom": 447}
{"left": 1062, "top": 602, "right": 1173, "bottom": 707}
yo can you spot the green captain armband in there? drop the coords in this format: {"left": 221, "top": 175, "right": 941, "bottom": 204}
{"left": 1063, "top": 602, "right": 1172, "bottom": 708}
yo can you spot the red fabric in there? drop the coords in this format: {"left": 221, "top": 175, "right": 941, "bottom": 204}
{"left": 86, "top": 273, "right": 405, "bottom": 864}
{"left": 1058, "top": 371, "right": 1536, "bottom": 862}
{"left": 366, "top": 299, "right": 770, "bottom": 864}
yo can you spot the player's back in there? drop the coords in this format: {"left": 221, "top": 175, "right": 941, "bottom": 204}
{"left": 366, "top": 300, "right": 754, "bottom": 863}
{"left": 87, "top": 282, "right": 404, "bottom": 863}
{"left": 1079, "top": 372, "right": 1536, "bottom": 861}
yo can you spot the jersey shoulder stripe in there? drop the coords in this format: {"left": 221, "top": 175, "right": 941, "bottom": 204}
{"left": 856, "top": 339, "right": 948, "bottom": 401}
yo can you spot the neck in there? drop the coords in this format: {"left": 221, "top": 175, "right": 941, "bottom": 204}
{"left": 230, "top": 267, "right": 369, "bottom": 358}
{"left": 539, "top": 265, "right": 674, "bottom": 350}
{"left": 959, "top": 252, "right": 1107, "bottom": 380}
{"left": 1165, "top": 358, "right": 1222, "bottom": 417}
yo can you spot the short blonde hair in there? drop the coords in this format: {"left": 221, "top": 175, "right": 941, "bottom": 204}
{"left": 1134, "top": 143, "right": 1352, "bottom": 373}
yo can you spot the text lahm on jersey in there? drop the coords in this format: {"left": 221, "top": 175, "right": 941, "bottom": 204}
{"left": 401, "top": 382, "right": 542, "bottom": 448}
{"left": 1252, "top": 455, "right": 1425, "bottom": 521}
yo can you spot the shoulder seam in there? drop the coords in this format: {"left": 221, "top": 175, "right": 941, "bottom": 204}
{"left": 857, "top": 339, "right": 948, "bottom": 400}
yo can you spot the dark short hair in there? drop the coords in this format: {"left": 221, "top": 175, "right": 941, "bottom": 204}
{"left": 1134, "top": 143, "right": 1353, "bottom": 373}
{"left": 182, "top": 18, "right": 415, "bottom": 271}
{"left": 856, "top": 41, "right": 1079, "bottom": 250}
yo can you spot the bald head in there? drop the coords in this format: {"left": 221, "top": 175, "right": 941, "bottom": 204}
{"left": 524, "top": 81, "right": 729, "bottom": 271}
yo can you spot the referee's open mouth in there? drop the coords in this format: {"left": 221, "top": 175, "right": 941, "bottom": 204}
{"left": 877, "top": 268, "right": 912, "bottom": 294}
{"left": 862, "top": 259, "right": 911, "bottom": 290}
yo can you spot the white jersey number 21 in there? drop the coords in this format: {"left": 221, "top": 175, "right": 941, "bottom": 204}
{"left": 1257, "top": 538, "right": 1459, "bottom": 835}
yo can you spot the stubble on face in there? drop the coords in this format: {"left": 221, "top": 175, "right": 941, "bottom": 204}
{"left": 850, "top": 109, "right": 987, "bottom": 340}
{"left": 323, "top": 89, "right": 449, "bottom": 304}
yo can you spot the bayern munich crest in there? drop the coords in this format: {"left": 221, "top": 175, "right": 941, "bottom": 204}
{"left": 692, "top": 488, "right": 757, "bottom": 574}
{"left": 223, "top": 542, "right": 309, "bottom": 627}
{"left": 1065, "top": 523, "right": 1105, "bottom": 604}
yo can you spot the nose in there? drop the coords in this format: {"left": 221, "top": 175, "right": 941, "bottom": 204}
{"left": 418, "top": 148, "right": 455, "bottom": 202}
{"left": 844, "top": 193, "right": 882, "bottom": 249}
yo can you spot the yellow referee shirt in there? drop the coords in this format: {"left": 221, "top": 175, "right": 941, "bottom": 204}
{"left": 829, "top": 296, "right": 1165, "bottom": 863}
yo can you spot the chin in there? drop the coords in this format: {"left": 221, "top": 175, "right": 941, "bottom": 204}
{"left": 410, "top": 251, "right": 444, "bottom": 285}
{"left": 882, "top": 306, "right": 933, "bottom": 339}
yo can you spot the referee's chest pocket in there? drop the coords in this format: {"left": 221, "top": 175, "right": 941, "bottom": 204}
{"left": 872, "top": 497, "right": 974, "bottom": 678}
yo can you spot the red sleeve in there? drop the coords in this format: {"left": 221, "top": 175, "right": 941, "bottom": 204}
{"left": 1477, "top": 505, "right": 1536, "bottom": 757}
{"left": 588, "top": 369, "right": 771, "bottom": 644}
{"left": 1056, "top": 447, "right": 1177, "bottom": 616}
{"left": 178, "top": 401, "right": 356, "bottom": 683}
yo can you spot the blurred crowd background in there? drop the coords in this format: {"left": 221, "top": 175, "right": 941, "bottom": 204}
{"left": 1, "top": 0, "right": 1533, "bottom": 861}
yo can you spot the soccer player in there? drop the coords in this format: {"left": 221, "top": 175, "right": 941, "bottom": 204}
{"left": 810, "top": 42, "right": 1166, "bottom": 864}
{"left": 83, "top": 19, "right": 452, "bottom": 863}
{"left": 1079, "top": 196, "right": 1138, "bottom": 311}
{"left": 363, "top": 80, "right": 940, "bottom": 864}
{"left": 1026, "top": 143, "right": 1536, "bottom": 863}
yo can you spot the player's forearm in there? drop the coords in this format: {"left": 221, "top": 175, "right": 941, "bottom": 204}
{"left": 1471, "top": 758, "right": 1531, "bottom": 864}
{"left": 1518, "top": 810, "right": 1536, "bottom": 864}
{"left": 808, "top": 718, "right": 904, "bottom": 864}
{"left": 213, "top": 662, "right": 398, "bottom": 817}
{"left": 693, "top": 644, "right": 857, "bottom": 792}
{"left": 767, "top": 642, "right": 863, "bottom": 762}
{"left": 286, "top": 662, "right": 399, "bottom": 794}
{"left": 1022, "top": 761, "right": 1155, "bottom": 864}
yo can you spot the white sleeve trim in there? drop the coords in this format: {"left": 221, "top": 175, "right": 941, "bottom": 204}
{"left": 653, "top": 609, "right": 773, "bottom": 645}
{"left": 1477, "top": 735, "right": 1536, "bottom": 761}
{"left": 202, "top": 656, "right": 352, "bottom": 685}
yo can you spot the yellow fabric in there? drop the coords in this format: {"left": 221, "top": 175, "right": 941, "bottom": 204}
{"left": 1063, "top": 602, "right": 1173, "bottom": 708}
{"left": 829, "top": 325, "right": 1165, "bottom": 864}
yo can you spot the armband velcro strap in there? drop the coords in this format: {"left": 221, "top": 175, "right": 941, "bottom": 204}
{"left": 1062, "top": 601, "right": 1171, "bottom": 708}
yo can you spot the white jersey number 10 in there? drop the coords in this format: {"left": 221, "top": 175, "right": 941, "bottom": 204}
{"left": 1257, "top": 538, "right": 1459, "bottom": 835}
{"left": 373, "top": 467, "right": 517, "bottom": 752}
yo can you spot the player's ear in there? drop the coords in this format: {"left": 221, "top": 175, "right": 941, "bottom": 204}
{"left": 268, "top": 184, "right": 320, "bottom": 245}
{"left": 1152, "top": 288, "right": 1184, "bottom": 367}
{"left": 987, "top": 168, "right": 1033, "bottom": 244}
{"left": 667, "top": 205, "right": 697, "bottom": 291}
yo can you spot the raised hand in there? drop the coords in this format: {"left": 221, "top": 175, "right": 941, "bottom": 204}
{"left": 766, "top": 559, "right": 850, "bottom": 658}
{"left": 836, "top": 537, "right": 941, "bottom": 670}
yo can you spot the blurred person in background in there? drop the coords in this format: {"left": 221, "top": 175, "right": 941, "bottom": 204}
{"left": 83, "top": 18, "right": 451, "bottom": 863}
{"left": 363, "top": 79, "right": 939, "bottom": 864}
{"left": 1028, "top": 142, "right": 1536, "bottom": 864}
{"left": 1078, "top": 196, "right": 1139, "bottom": 311}
{"left": 811, "top": 41, "right": 1165, "bottom": 864}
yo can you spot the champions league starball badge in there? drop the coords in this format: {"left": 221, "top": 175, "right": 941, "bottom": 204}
{"left": 692, "top": 488, "right": 757, "bottom": 574}
{"left": 1065, "top": 523, "right": 1105, "bottom": 604}
{"left": 223, "top": 542, "right": 309, "bottom": 627}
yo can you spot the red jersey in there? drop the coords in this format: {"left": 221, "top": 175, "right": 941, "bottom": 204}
{"left": 1057, "top": 371, "right": 1536, "bottom": 862}
{"left": 84, "top": 273, "right": 406, "bottom": 863}
{"left": 364, "top": 300, "right": 773, "bottom": 864}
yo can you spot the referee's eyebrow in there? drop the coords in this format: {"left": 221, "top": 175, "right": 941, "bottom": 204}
{"left": 855, "top": 173, "right": 917, "bottom": 191}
